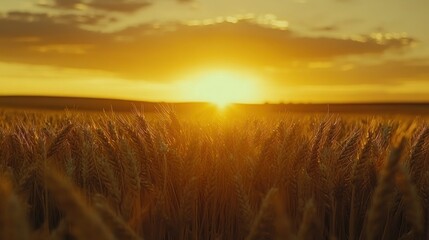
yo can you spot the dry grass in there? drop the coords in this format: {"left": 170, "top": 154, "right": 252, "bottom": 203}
{"left": 0, "top": 110, "right": 428, "bottom": 239}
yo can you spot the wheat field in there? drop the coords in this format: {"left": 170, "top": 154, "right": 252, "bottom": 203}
{"left": 0, "top": 109, "right": 428, "bottom": 240}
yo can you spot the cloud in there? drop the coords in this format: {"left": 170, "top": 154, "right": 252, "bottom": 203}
{"left": 38, "top": 0, "right": 193, "bottom": 12}
{"left": 311, "top": 25, "right": 338, "bottom": 32}
{"left": 0, "top": 14, "right": 419, "bottom": 82}
{"left": 6, "top": 11, "right": 116, "bottom": 26}
{"left": 87, "top": 0, "right": 152, "bottom": 12}
{"left": 265, "top": 59, "right": 429, "bottom": 86}
{"left": 38, "top": 0, "right": 153, "bottom": 13}
{"left": 0, "top": 17, "right": 100, "bottom": 42}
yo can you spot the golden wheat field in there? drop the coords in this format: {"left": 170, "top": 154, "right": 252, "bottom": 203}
{"left": 0, "top": 109, "right": 428, "bottom": 240}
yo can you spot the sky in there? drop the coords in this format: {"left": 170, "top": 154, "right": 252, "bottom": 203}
{"left": 1, "top": 0, "right": 429, "bottom": 103}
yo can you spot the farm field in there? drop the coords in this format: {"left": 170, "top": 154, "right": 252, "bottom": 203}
{"left": 1, "top": 109, "right": 428, "bottom": 240}
{"left": 1, "top": 0, "right": 429, "bottom": 239}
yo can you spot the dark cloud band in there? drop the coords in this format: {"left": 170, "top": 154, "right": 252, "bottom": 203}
{"left": 38, "top": 0, "right": 192, "bottom": 12}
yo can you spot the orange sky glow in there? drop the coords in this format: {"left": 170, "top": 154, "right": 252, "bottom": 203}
{"left": 1, "top": 0, "right": 429, "bottom": 103}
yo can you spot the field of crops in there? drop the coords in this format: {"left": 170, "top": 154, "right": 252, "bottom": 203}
{"left": 0, "top": 109, "right": 428, "bottom": 240}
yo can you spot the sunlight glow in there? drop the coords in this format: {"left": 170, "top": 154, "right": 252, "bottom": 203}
{"left": 180, "top": 70, "right": 260, "bottom": 108}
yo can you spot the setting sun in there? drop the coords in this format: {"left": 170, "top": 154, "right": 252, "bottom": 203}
{"left": 181, "top": 70, "right": 259, "bottom": 108}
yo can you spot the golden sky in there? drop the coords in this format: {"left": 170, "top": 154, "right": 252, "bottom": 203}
{"left": 1, "top": 0, "right": 429, "bottom": 103}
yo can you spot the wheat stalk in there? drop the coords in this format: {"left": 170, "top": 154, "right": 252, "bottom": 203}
{"left": 366, "top": 138, "right": 406, "bottom": 240}
{"left": 93, "top": 194, "right": 142, "bottom": 240}
{"left": 396, "top": 165, "right": 424, "bottom": 237}
{"left": 43, "top": 169, "right": 115, "bottom": 240}
{"left": 0, "top": 176, "right": 30, "bottom": 240}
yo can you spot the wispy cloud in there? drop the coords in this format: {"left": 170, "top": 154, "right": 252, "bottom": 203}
{"left": 6, "top": 11, "right": 117, "bottom": 26}
{"left": 266, "top": 59, "right": 429, "bottom": 86}
{"left": 37, "top": 0, "right": 193, "bottom": 12}
{"left": 38, "top": 0, "right": 153, "bottom": 13}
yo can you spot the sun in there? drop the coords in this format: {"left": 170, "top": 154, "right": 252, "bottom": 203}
{"left": 181, "top": 70, "right": 259, "bottom": 108}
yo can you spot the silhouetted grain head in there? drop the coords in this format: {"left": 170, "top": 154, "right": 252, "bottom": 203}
{"left": 298, "top": 199, "right": 318, "bottom": 240}
{"left": 43, "top": 169, "right": 115, "bottom": 240}
{"left": 93, "top": 194, "right": 142, "bottom": 240}
{"left": 246, "top": 188, "right": 285, "bottom": 240}
{"left": 366, "top": 138, "right": 406, "bottom": 240}
{"left": 396, "top": 165, "right": 424, "bottom": 237}
{"left": 0, "top": 176, "right": 30, "bottom": 240}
